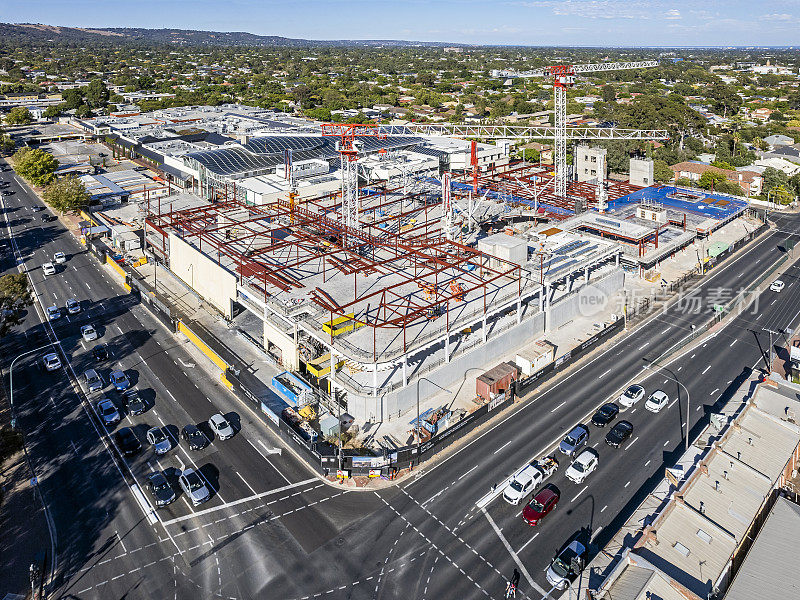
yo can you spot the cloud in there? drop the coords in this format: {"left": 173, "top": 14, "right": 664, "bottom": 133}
{"left": 665, "top": 9, "right": 681, "bottom": 20}
{"left": 761, "top": 13, "right": 793, "bottom": 21}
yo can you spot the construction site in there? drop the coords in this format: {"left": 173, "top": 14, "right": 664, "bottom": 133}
{"left": 74, "top": 61, "right": 756, "bottom": 451}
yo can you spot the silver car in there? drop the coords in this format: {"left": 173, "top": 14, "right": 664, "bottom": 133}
{"left": 97, "top": 398, "right": 120, "bottom": 427}
{"left": 146, "top": 427, "right": 171, "bottom": 455}
{"left": 208, "top": 413, "right": 235, "bottom": 440}
{"left": 84, "top": 368, "right": 104, "bottom": 392}
{"left": 179, "top": 468, "right": 210, "bottom": 506}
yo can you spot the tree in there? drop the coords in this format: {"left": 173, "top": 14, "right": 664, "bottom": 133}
{"left": 653, "top": 159, "right": 674, "bottom": 183}
{"left": 769, "top": 184, "right": 794, "bottom": 205}
{"left": 75, "top": 105, "right": 94, "bottom": 119}
{"left": 4, "top": 106, "right": 32, "bottom": 125}
{"left": 61, "top": 88, "right": 84, "bottom": 110}
{"left": 13, "top": 148, "right": 58, "bottom": 187}
{"left": 42, "top": 105, "right": 62, "bottom": 120}
{"left": 0, "top": 273, "right": 32, "bottom": 336}
{"left": 715, "top": 180, "right": 744, "bottom": 196}
{"left": 0, "top": 134, "right": 14, "bottom": 155}
{"left": 43, "top": 175, "right": 90, "bottom": 214}
{"left": 698, "top": 170, "right": 727, "bottom": 190}
{"left": 600, "top": 84, "right": 616, "bottom": 103}
{"left": 762, "top": 166, "right": 789, "bottom": 194}
{"left": 85, "top": 78, "right": 110, "bottom": 108}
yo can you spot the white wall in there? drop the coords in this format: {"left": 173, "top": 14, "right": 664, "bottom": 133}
{"left": 168, "top": 232, "right": 237, "bottom": 319}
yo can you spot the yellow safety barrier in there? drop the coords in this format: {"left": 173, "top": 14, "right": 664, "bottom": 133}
{"left": 322, "top": 312, "right": 364, "bottom": 337}
{"left": 306, "top": 352, "right": 344, "bottom": 378}
{"left": 107, "top": 259, "right": 127, "bottom": 281}
{"left": 219, "top": 372, "right": 233, "bottom": 390}
{"left": 177, "top": 321, "right": 229, "bottom": 371}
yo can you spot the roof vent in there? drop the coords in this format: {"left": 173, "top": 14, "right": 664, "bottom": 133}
{"left": 673, "top": 542, "right": 690, "bottom": 557}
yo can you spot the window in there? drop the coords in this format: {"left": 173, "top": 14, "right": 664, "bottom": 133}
{"left": 696, "top": 529, "right": 713, "bottom": 544}
{"left": 591, "top": 156, "right": 597, "bottom": 163}
{"left": 673, "top": 541, "right": 690, "bottom": 557}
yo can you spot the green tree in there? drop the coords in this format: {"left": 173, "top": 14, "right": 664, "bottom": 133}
{"left": 43, "top": 175, "right": 90, "bottom": 214}
{"left": 61, "top": 88, "right": 84, "bottom": 110}
{"left": 0, "top": 134, "right": 14, "bottom": 155}
{"left": 4, "top": 106, "right": 33, "bottom": 125}
{"left": 698, "top": 170, "right": 727, "bottom": 190}
{"left": 42, "top": 104, "right": 62, "bottom": 119}
{"left": 769, "top": 184, "right": 794, "bottom": 205}
{"left": 85, "top": 78, "right": 110, "bottom": 108}
{"left": 715, "top": 180, "right": 744, "bottom": 196}
{"left": 75, "top": 104, "right": 93, "bottom": 119}
{"left": 600, "top": 84, "right": 616, "bottom": 103}
{"left": 0, "top": 273, "right": 32, "bottom": 336}
{"left": 13, "top": 147, "right": 58, "bottom": 186}
{"left": 762, "top": 166, "right": 789, "bottom": 194}
{"left": 653, "top": 159, "right": 674, "bottom": 183}
{"left": 711, "top": 160, "right": 735, "bottom": 170}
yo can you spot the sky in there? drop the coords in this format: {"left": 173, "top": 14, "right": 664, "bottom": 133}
{"left": 1, "top": 0, "right": 799, "bottom": 47}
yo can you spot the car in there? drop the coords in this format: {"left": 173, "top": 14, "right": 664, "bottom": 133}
{"left": 770, "top": 280, "right": 785, "bottom": 293}
{"left": 565, "top": 450, "right": 599, "bottom": 484}
{"left": 181, "top": 424, "right": 209, "bottom": 450}
{"left": 591, "top": 403, "right": 619, "bottom": 427}
{"left": 92, "top": 344, "right": 109, "bottom": 362}
{"left": 109, "top": 369, "right": 130, "bottom": 391}
{"left": 65, "top": 298, "right": 80, "bottom": 314}
{"left": 42, "top": 352, "right": 61, "bottom": 371}
{"left": 503, "top": 464, "right": 544, "bottom": 505}
{"left": 42, "top": 262, "right": 56, "bottom": 276}
{"left": 46, "top": 304, "right": 60, "bottom": 320}
{"left": 53, "top": 252, "right": 66, "bottom": 264}
{"left": 83, "top": 368, "right": 104, "bottom": 392}
{"left": 645, "top": 389, "right": 670, "bottom": 413}
{"left": 606, "top": 420, "right": 634, "bottom": 448}
{"left": 546, "top": 539, "right": 588, "bottom": 590}
{"left": 146, "top": 427, "right": 171, "bottom": 455}
{"left": 1, "top": 190, "right": 14, "bottom": 196}
{"left": 41, "top": 214, "right": 54, "bottom": 222}
{"left": 97, "top": 398, "right": 120, "bottom": 427}
{"left": 81, "top": 324, "right": 98, "bottom": 342}
{"left": 31, "top": 205, "right": 44, "bottom": 212}
{"left": 618, "top": 384, "right": 645, "bottom": 408}
{"left": 208, "top": 413, "right": 235, "bottom": 440}
{"left": 146, "top": 471, "right": 176, "bottom": 507}
{"left": 114, "top": 427, "right": 141, "bottom": 456}
{"left": 179, "top": 467, "right": 210, "bottom": 505}
{"left": 559, "top": 424, "right": 589, "bottom": 457}
{"left": 522, "top": 484, "right": 560, "bottom": 526}
{"left": 123, "top": 389, "right": 146, "bottom": 416}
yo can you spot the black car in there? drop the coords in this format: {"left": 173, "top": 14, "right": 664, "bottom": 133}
{"left": 92, "top": 344, "right": 109, "bottom": 361}
{"left": 114, "top": 427, "right": 141, "bottom": 456}
{"left": 31, "top": 205, "right": 44, "bottom": 212}
{"left": 591, "top": 403, "right": 620, "bottom": 427}
{"left": 124, "top": 390, "right": 147, "bottom": 416}
{"left": 181, "top": 424, "right": 209, "bottom": 450}
{"left": 146, "top": 471, "right": 176, "bottom": 507}
{"left": 605, "top": 420, "right": 634, "bottom": 448}
{"left": 41, "top": 214, "right": 54, "bottom": 222}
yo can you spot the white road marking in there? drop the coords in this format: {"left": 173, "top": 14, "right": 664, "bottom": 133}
{"left": 235, "top": 471, "right": 258, "bottom": 496}
{"left": 571, "top": 486, "right": 588, "bottom": 503}
{"left": 730, "top": 339, "right": 737, "bottom": 347}
{"left": 661, "top": 327, "right": 671, "bottom": 334}
{"left": 601, "top": 505, "right": 607, "bottom": 512}
{"left": 638, "top": 342, "right": 649, "bottom": 351}
{"left": 628, "top": 436, "right": 639, "bottom": 449}
{"left": 493, "top": 440, "right": 513, "bottom": 454}
{"left": 517, "top": 532, "right": 539, "bottom": 554}
{"left": 247, "top": 439, "right": 291, "bottom": 485}
{"left": 481, "top": 507, "right": 544, "bottom": 595}
{"left": 701, "top": 365, "right": 711, "bottom": 375}
{"left": 458, "top": 465, "right": 479, "bottom": 481}
{"left": 644, "top": 459, "right": 650, "bottom": 467}
{"left": 710, "top": 388, "right": 719, "bottom": 396}
{"left": 550, "top": 401, "right": 566, "bottom": 413}
{"left": 599, "top": 369, "right": 611, "bottom": 378}
{"left": 663, "top": 440, "right": 670, "bottom": 447}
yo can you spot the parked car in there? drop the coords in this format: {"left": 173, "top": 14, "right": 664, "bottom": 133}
{"left": 559, "top": 425, "right": 589, "bottom": 457}
{"left": 503, "top": 464, "right": 544, "bottom": 505}
{"left": 65, "top": 298, "right": 80, "bottom": 314}
{"left": 546, "top": 539, "right": 588, "bottom": 590}
{"left": 522, "top": 484, "right": 560, "bottom": 526}
{"left": 124, "top": 389, "right": 146, "bottom": 416}
{"left": 53, "top": 252, "right": 66, "bottom": 264}
{"left": 645, "top": 390, "right": 670, "bottom": 413}
{"left": 97, "top": 398, "right": 120, "bottom": 427}
{"left": 618, "top": 384, "right": 645, "bottom": 408}
{"left": 179, "top": 468, "right": 210, "bottom": 505}
{"left": 83, "top": 368, "right": 104, "bottom": 392}
{"left": 114, "top": 427, "right": 141, "bottom": 456}
{"left": 591, "top": 403, "right": 619, "bottom": 427}
{"left": 46, "top": 304, "right": 60, "bottom": 320}
{"left": 109, "top": 369, "right": 130, "bottom": 391}
{"left": 81, "top": 324, "right": 98, "bottom": 342}
{"left": 92, "top": 344, "right": 109, "bottom": 362}
{"left": 181, "top": 424, "right": 209, "bottom": 450}
{"left": 208, "top": 413, "right": 235, "bottom": 440}
{"left": 42, "top": 352, "right": 61, "bottom": 371}
{"left": 42, "top": 262, "right": 56, "bottom": 276}
{"left": 770, "top": 280, "right": 785, "bottom": 293}
{"left": 146, "top": 471, "right": 176, "bottom": 507}
{"left": 146, "top": 427, "right": 171, "bottom": 455}
{"left": 565, "top": 450, "right": 599, "bottom": 484}
{"left": 605, "top": 420, "right": 634, "bottom": 448}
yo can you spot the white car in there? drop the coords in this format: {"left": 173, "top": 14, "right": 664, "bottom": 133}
{"left": 770, "top": 280, "right": 785, "bottom": 293}
{"left": 503, "top": 464, "right": 544, "bottom": 505}
{"left": 179, "top": 468, "right": 211, "bottom": 506}
{"left": 46, "top": 305, "right": 60, "bottom": 320}
{"left": 43, "top": 352, "right": 61, "bottom": 371}
{"left": 565, "top": 450, "right": 598, "bottom": 484}
{"left": 42, "top": 262, "right": 56, "bottom": 276}
{"left": 208, "top": 413, "right": 235, "bottom": 441}
{"left": 645, "top": 390, "right": 670, "bottom": 413}
{"left": 618, "top": 384, "right": 645, "bottom": 409}
{"left": 81, "top": 324, "right": 98, "bottom": 342}
{"left": 53, "top": 252, "right": 66, "bottom": 264}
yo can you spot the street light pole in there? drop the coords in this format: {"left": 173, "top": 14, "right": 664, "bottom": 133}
{"left": 8, "top": 342, "right": 59, "bottom": 430}
{"left": 764, "top": 328, "right": 780, "bottom": 373}
{"left": 645, "top": 363, "right": 691, "bottom": 452}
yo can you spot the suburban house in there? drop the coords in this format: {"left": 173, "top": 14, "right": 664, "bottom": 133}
{"left": 670, "top": 161, "right": 762, "bottom": 196}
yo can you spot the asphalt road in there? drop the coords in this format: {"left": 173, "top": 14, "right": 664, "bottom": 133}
{"left": 4, "top": 154, "right": 800, "bottom": 600}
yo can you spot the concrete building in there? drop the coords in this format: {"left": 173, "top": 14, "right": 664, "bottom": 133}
{"left": 575, "top": 145, "right": 607, "bottom": 183}
{"left": 629, "top": 156, "right": 654, "bottom": 187}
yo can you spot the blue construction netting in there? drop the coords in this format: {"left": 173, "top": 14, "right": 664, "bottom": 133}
{"left": 607, "top": 185, "right": 748, "bottom": 220}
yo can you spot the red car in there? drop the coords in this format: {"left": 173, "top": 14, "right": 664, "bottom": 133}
{"left": 522, "top": 485, "right": 560, "bottom": 526}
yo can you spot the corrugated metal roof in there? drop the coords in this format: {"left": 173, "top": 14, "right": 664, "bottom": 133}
{"left": 724, "top": 497, "right": 800, "bottom": 600}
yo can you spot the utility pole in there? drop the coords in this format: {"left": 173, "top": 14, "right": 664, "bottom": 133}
{"left": 764, "top": 328, "right": 780, "bottom": 373}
